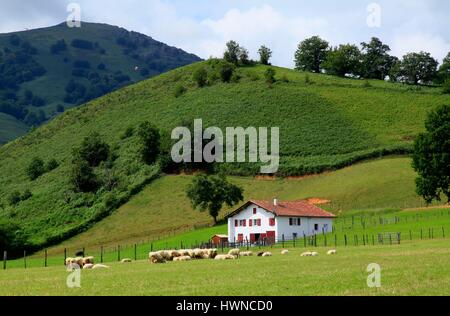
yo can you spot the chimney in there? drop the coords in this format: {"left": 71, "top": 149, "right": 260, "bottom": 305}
{"left": 273, "top": 198, "right": 278, "bottom": 206}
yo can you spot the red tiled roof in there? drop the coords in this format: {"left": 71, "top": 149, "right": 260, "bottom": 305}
{"left": 250, "top": 200, "right": 336, "bottom": 218}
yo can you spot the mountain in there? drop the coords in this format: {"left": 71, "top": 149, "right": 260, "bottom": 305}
{"left": 0, "top": 22, "right": 201, "bottom": 144}
{"left": 0, "top": 61, "right": 447, "bottom": 252}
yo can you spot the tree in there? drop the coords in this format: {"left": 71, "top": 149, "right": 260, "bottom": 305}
{"left": 26, "top": 157, "right": 45, "bottom": 181}
{"left": 76, "top": 132, "right": 110, "bottom": 167}
{"left": 437, "top": 52, "right": 450, "bottom": 83}
{"left": 137, "top": 121, "right": 161, "bottom": 165}
{"left": 186, "top": 174, "right": 244, "bottom": 224}
{"left": 218, "top": 61, "right": 235, "bottom": 83}
{"left": 412, "top": 104, "right": 450, "bottom": 204}
{"left": 264, "top": 67, "right": 276, "bottom": 84}
{"left": 193, "top": 67, "right": 208, "bottom": 87}
{"left": 360, "top": 37, "right": 396, "bottom": 80}
{"left": 238, "top": 47, "right": 250, "bottom": 65}
{"left": 8, "top": 191, "right": 22, "bottom": 206}
{"left": 258, "top": 45, "right": 272, "bottom": 65}
{"left": 70, "top": 159, "right": 98, "bottom": 192}
{"left": 46, "top": 159, "right": 59, "bottom": 172}
{"left": 294, "top": 36, "right": 329, "bottom": 73}
{"left": 398, "top": 52, "right": 438, "bottom": 85}
{"left": 224, "top": 40, "right": 241, "bottom": 65}
{"left": 322, "top": 44, "right": 362, "bottom": 77}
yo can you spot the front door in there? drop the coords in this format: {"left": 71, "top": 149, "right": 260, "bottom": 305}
{"left": 266, "top": 231, "right": 276, "bottom": 244}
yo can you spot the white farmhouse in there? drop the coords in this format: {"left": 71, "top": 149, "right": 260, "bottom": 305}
{"left": 227, "top": 199, "right": 336, "bottom": 243}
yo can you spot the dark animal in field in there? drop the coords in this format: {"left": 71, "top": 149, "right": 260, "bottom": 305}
{"left": 257, "top": 252, "right": 264, "bottom": 257}
{"left": 75, "top": 251, "right": 85, "bottom": 257}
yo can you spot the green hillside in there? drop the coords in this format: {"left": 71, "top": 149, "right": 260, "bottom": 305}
{"left": 0, "top": 61, "right": 448, "bottom": 252}
{"left": 0, "top": 22, "right": 201, "bottom": 144}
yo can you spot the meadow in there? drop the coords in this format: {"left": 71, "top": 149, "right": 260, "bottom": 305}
{"left": 1, "top": 238, "right": 450, "bottom": 296}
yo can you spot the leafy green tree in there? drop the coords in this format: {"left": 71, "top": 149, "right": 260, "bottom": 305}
{"left": 76, "top": 132, "right": 110, "bottom": 167}
{"left": 0, "top": 220, "right": 25, "bottom": 254}
{"left": 224, "top": 40, "right": 241, "bottom": 65}
{"left": 294, "top": 36, "right": 329, "bottom": 73}
{"left": 46, "top": 159, "right": 59, "bottom": 172}
{"left": 322, "top": 44, "right": 362, "bottom": 77}
{"left": 21, "top": 189, "right": 32, "bottom": 201}
{"left": 137, "top": 121, "right": 161, "bottom": 165}
{"left": 360, "top": 37, "right": 396, "bottom": 80}
{"left": 26, "top": 157, "right": 45, "bottom": 180}
{"left": 412, "top": 104, "right": 450, "bottom": 204}
{"left": 437, "top": 52, "right": 450, "bottom": 84}
{"left": 70, "top": 159, "right": 98, "bottom": 193}
{"left": 174, "top": 84, "right": 187, "bottom": 97}
{"left": 238, "top": 47, "right": 250, "bottom": 65}
{"left": 193, "top": 67, "right": 208, "bottom": 87}
{"left": 264, "top": 67, "right": 276, "bottom": 84}
{"left": 218, "top": 61, "right": 235, "bottom": 83}
{"left": 187, "top": 174, "right": 244, "bottom": 224}
{"left": 397, "top": 52, "right": 438, "bottom": 85}
{"left": 258, "top": 45, "right": 272, "bottom": 65}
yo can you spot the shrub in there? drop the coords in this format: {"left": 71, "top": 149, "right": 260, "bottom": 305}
{"left": 26, "top": 157, "right": 45, "bottom": 181}
{"left": 174, "top": 84, "right": 187, "bottom": 97}
{"left": 218, "top": 61, "right": 235, "bottom": 83}
{"left": 76, "top": 132, "right": 110, "bottom": 167}
{"left": 21, "top": 189, "right": 32, "bottom": 201}
{"left": 443, "top": 79, "right": 450, "bottom": 94}
{"left": 138, "top": 121, "right": 161, "bottom": 165}
{"left": 264, "top": 67, "right": 276, "bottom": 84}
{"left": 193, "top": 67, "right": 208, "bottom": 87}
{"left": 70, "top": 159, "right": 98, "bottom": 193}
{"left": 46, "top": 159, "right": 59, "bottom": 172}
{"left": 71, "top": 39, "right": 94, "bottom": 50}
{"left": 8, "top": 191, "right": 22, "bottom": 206}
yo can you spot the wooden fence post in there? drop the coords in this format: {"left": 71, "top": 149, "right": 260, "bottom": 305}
{"left": 303, "top": 234, "right": 306, "bottom": 248}
{"left": 100, "top": 246, "right": 104, "bottom": 263}
{"left": 443, "top": 227, "right": 445, "bottom": 238}
{"left": 344, "top": 235, "right": 347, "bottom": 247}
{"left": 3, "top": 251, "right": 6, "bottom": 270}
{"left": 293, "top": 234, "right": 296, "bottom": 248}
{"left": 44, "top": 250, "right": 47, "bottom": 267}
{"left": 134, "top": 244, "right": 137, "bottom": 261}
{"left": 117, "top": 245, "right": 121, "bottom": 262}
{"left": 409, "top": 230, "right": 412, "bottom": 241}
{"left": 282, "top": 235, "right": 285, "bottom": 248}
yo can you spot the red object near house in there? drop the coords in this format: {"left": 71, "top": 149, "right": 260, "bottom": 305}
{"left": 211, "top": 234, "right": 228, "bottom": 246}
{"left": 269, "top": 218, "right": 275, "bottom": 226}
{"left": 238, "top": 234, "right": 244, "bottom": 242}
{"left": 266, "top": 231, "right": 276, "bottom": 244}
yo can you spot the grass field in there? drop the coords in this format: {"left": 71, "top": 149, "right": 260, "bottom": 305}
{"left": 1, "top": 239, "right": 450, "bottom": 296}
{"left": 32, "top": 157, "right": 431, "bottom": 253}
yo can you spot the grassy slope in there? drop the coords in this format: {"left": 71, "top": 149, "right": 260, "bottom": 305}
{"left": 2, "top": 239, "right": 450, "bottom": 296}
{"left": 0, "top": 22, "right": 200, "bottom": 143}
{"left": 45, "top": 157, "right": 435, "bottom": 251}
{"left": 0, "top": 61, "right": 447, "bottom": 249}
{"left": 0, "top": 113, "right": 28, "bottom": 144}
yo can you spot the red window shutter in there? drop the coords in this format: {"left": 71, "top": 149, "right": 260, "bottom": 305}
{"left": 249, "top": 220, "right": 253, "bottom": 227}
{"left": 270, "top": 218, "right": 275, "bottom": 226}
{"left": 258, "top": 219, "right": 262, "bottom": 226}
{"left": 235, "top": 219, "right": 238, "bottom": 227}
{"left": 253, "top": 208, "right": 257, "bottom": 214}
{"left": 243, "top": 220, "right": 246, "bottom": 227}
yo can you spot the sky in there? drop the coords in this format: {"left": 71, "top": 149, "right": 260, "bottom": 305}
{"left": 0, "top": 0, "right": 449, "bottom": 67}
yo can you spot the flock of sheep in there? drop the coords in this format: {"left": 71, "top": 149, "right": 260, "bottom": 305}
{"left": 63, "top": 248, "right": 338, "bottom": 269}
{"left": 148, "top": 248, "right": 338, "bottom": 263}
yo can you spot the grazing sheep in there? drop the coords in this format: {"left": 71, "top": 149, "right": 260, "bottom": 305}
{"left": 311, "top": 252, "right": 319, "bottom": 257}
{"left": 193, "top": 249, "right": 207, "bottom": 259}
{"left": 121, "top": 258, "right": 132, "bottom": 263}
{"left": 206, "top": 248, "right": 218, "bottom": 259}
{"left": 174, "top": 256, "right": 192, "bottom": 262}
{"left": 281, "top": 250, "right": 289, "bottom": 255}
{"left": 214, "top": 254, "right": 236, "bottom": 260}
{"left": 92, "top": 264, "right": 110, "bottom": 269}
{"left": 301, "top": 252, "right": 313, "bottom": 257}
{"left": 75, "top": 257, "right": 84, "bottom": 267}
{"left": 82, "top": 256, "right": 94, "bottom": 266}
{"left": 179, "top": 249, "right": 190, "bottom": 257}
{"left": 65, "top": 257, "right": 73, "bottom": 266}
{"left": 241, "top": 251, "right": 253, "bottom": 257}
{"left": 327, "top": 250, "right": 337, "bottom": 255}
{"left": 83, "top": 264, "right": 94, "bottom": 269}
{"left": 149, "top": 252, "right": 166, "bottom": 264}
{"left": 262, "top": 252, "right": 272, "bottom": 257}
{"left": 228, "top": 249, "right": 240, "bottom": 258}
{"left": 257, "top": 252, "right": 265, "bottom": 257}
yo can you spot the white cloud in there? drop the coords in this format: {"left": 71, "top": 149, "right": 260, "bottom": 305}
{"left": 392, "top": 33, "right": 450, "bottom": 63}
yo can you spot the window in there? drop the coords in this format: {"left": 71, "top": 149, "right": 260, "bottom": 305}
{"left": 293, "top": 233, "right": 298, "bottom": 238}
{"left": 257, "top": 219, "right": 262, "bottom": 226}
{"left": 253, "top": 208, "right": 257, "bottom": 214}
{"left": 269, "top": 218, "right": 275, "bottom": 226}
{"left": 297, "top": 218, "right": 301, "bottom": 226}
{"left": 239, "top": 220, "right": 246, "bottom": 227}
{"left": 289, "top": 218, "right": 293, "bottom": 226}
{"left": 314, "top": 224, "right": 319, "bottom": 231}
{"left": 290, "top": 218, "right": 301, "bottom": 226}
{"left": 235, "top": 220, "right": 238, "bottom": 227}
{"left": 249, "top": 219, "right": 253, "bottom": 227}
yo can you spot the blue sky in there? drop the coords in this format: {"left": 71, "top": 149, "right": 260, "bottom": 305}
{"left": 0, "top": 0, "right": 449, "bottom": 67}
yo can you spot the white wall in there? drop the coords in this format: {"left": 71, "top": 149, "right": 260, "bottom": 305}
{"left": 228, "top": 204, "right": 276, "bottom": 242}
{"left": 276, "top": 217, "right": 333, "bottom": 240}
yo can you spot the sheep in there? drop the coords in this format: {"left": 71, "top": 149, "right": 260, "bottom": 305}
{"left": 301, "top": 252, "right": 313, "bottom": 257}
{"left": 179, "top": 249, "right": 191, "bottom": 257}
{"left": 206, "top": 248, "right": 218, "bottom": 259}
{"left": 82, "top": 256, "right": 94, "bottom": 266}
{"left": 262, "top": 252, "right": 272, "bottom": 257}
{"left": 75, "top": 257, "right": 84, "bottom": 267}
{"left": 281, "top": 250, "right": 289, "bottom": 255}
{"left": 327, "top": 250, "right": 337, "bottom": 255}
{"left": 149, "top": 252, "right": 166, "bottom": 264}
{"left": 193, "top": 249, "right": 207, "bottom": 259}
{"left": 241, "top": 251, "right": 253, "bottom": 257}
{"left": 311, "top": 252, "right": 319, "bottom": 257}
{"left": 174, "top": 256, "right": 192, "bottom": 262}
{"left": 228, "top": 249, "right": 240, "bottom": 258}
{"left": 121, "top": 258, "right": 132, "bottom": 263}
{"left": 83, "top": 264, "right": 94, "bottom": 269}
{"left": 65, "top": 257, "right": 74, "bottom": 266}
{"left": 214, "top": 254, "right": 235, "bottom": 260}
{"left": 92, "top": 264, "right": 110, "bottom": 269}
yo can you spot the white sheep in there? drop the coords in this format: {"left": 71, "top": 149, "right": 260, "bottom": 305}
{"left": 327, "top": 250, "right": 337, "bottom": 255}
{"left": 149, "top": 252, "right": 166, "bottom": 264}
{"left": 228, "top": 249, "right": 240, "bottom": 258}
{"left": 281, "top": 250, "right": 289, "bottom": 255}
{"left": 121, "top": 258, "right": 132, "bottom": 263}
{"left": 301, "top": 252, "right": 313, "bottom": 257}
{"left": 262, "top": 252, "right": 272, "bottom": 257}
{"left": 83, "top": 264, "right": 94, "bottom": 269}
{"left": 241, "top": 251, "right": 253, "bottom": 257}
{"left": 82, "top": 256, "right": 94, "bottom": 266}
{"left": 214, "top": 254, "right": 236, "bottom": 260}
{"left": 311, "top": 252, "right": 319, "bottom": 257}
{"left": 174, "top": 256, "right": 192, "bottom": 262}
{"left": 92, "top": 264, "right": 110, "bottom": 269}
